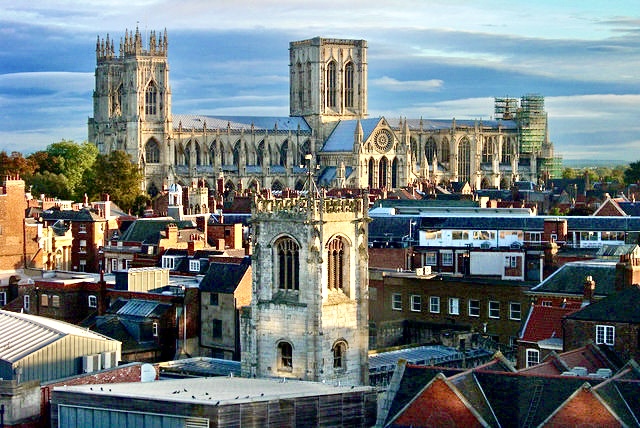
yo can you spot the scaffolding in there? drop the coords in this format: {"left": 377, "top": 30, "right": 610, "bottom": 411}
{"left": 494, "top": 97, "right": 518, "bottom": 120}
{"left": 517, "top": 94, "right": 547, "bottom": 154}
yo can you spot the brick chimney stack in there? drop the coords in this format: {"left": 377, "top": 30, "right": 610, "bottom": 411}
{"left": 582, "top": 275, "right": 595, "bottom": 307}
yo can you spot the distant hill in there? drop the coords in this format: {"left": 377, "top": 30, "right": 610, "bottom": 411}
{"left": 562, "top": 159, "right": 628, "bottom": 168}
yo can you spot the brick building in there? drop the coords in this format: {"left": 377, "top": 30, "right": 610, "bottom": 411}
{"left": 0, "top": 176, "right": 27, "bottom": 270}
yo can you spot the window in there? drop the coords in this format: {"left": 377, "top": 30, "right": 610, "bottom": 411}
{"left": 429, "top": 296, "right": 440, "bottom": 313}
{"left": 189, "top": 259, "right": 201, "bottom": 273}
{"left": 0, "top": 291, "right": 5, "bottom": 306}
{"left": 410, "top": 295, "right": 421, "bottom": 312}
{"left": 327, "top": 237, "right": 347, "bottom": 292}
{"left": 392, "top": 293, "right": 402, "bottom": 311}
{"left": 333, "top": 341, "right": 347, "bottom": 370}
{"left": 52, "top": 295, "right": 60, "bottom": 308}
{"left": 344, "top": 62, "right": 354, "bottom": 108}
{"left": 124, "top": 259, "right": 132, "bottom": 271}
{"left": 468, "top": 299, "right": 480, "bottom": 317}
{"left": 152, "top": 322, "right": 159, "bottom": 337}
{"left": 145, "top": 81, "right": 157, "bottom": 115}
{"left": 510, "top": 302, "right": 522, "bottom": 320}
{"left": 111, "top": 258, "right": 118, "bottom": 272}
{"left": 162, "top": 256, "right": 177, "bottom": 270}
{"left": 326, "top": 60, "right": 337, "bottom": 108}
{"left": 41, "top": 294, "right": 49, "bottom": 307}
{"left": 526, "top": 349, "right": 540, "bottom": 367}
{"left": 79, "top": 224, "right": 87, "bottom": 233}
{"left": 541, "top": 300, "right": 552, "bottom": 307}
{"left": 212, "top": 319, "right": 222, "bottom": 338}
{"left": 441, "top": 251, "right": 453, "bottom": 266}
{"left": 278, "top": 342, "right": 293, "bottom": 371}
{"left": 596, "top": 325, "right": 615, "bottom": 345}
{"left": 425, "top": 251, "right": 437, "bottom": 265}
{"left": 489, "top": 301, "right": 500, "bottom": 319}
{"left": 505, "top": 255, "right": 518, "bottom": 268}
{"left": 145, "top": 139, "right": 160, "bottom": 163}
{"left": 79, "top": 259, "right": 86, "bottom": 272}
{"left": 88, "top": 295, "right": 97, "bottom": 308}
{"left": 24, "top": 294, "right": 30, "bottom": 311}
{"left": 276, "top": 237, "right": 300, "bottom": 291}
{"left": 210, "top": 293, "right": 219, "bottom": 306}
{"left": 449, "top": 298, "right": 460, "bottom": 315}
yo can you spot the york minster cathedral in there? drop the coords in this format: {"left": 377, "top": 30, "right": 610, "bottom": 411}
{"left": 89, "top": 28, "right": 558, "bottom": 195}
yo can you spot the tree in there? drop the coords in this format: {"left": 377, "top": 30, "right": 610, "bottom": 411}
{"left": 624, "top": 161, "right": 640, "bottom": 185}
{"left": 86, "top": 150, "right": 148, "bottom": 214}
{"left": 0, "top": 151, "right": 36, "bottom": 179}
{"left": 30, "top": 171, "right": 72, "bottom": 199}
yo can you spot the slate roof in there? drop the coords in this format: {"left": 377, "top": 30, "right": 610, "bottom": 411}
{"left": 158, "top": 357, "right": 241, "bottom": 378}
{"left": 172, "top": 114, "right": 311, "bottom": 133}
{"left": 369, "top": 216, "right": 414, "bottom": 242}
{"left": 199, "top": 257, "right": 251, "bottom": 293}
{"left": 117, "top": 218, "right": 195, "bottom": 244}
{"left": 321, "top": 117, "right": 382, "bottom": 152}
{"left": 567, "top": 285, "right": 640, "bottom": 323}
{"left": 107, "top": 298, "right": 172, "bottom": 318}
{"left": 42, "top": 208, "right": 105, "bottom": 222}
{"left": 392, "top": 117, "right": 518, "bottom": 131}
{"left": 617, "top": 201, "right": 640, "bottom": 216}
{"left": 316, "top": 166, "right": 354, "bottom": 186}
{"left": 529, "top": 260, "right": 618, "bottom": 297}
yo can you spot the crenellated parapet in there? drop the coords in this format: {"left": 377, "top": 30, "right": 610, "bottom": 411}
{"left": 251, "top": 194, "right": 368, "bottom": 220}
{"left": 96, "top": 27, "right": 168, "bottom": 62}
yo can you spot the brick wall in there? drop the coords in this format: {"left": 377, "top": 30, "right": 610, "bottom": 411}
{"left": 0, "top": 178, "right": 26, "bottom": 270}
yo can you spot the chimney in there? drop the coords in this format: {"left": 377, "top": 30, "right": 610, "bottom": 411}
{"left": 582, "top": 275, "right": 595, "bottom": 307}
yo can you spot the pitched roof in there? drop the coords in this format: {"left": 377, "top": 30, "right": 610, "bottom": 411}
{"left": 530, "top": 260, "right": 618, "bottom": 297}
{"left": 118, "top": 218, "right": 195, "bottom": 244}
{"left": 520, "top": 304, "right": 578, "bottom": 343}
{"left": 199, "top": 258, "right": 251, "bottom": 293}
{"left": 108, "top": 298, "right": 171, "bottom": 318}
{"left": 567, "top": 286, "right": 640, "bottom": 323}
{"left": 172, "top": 114, "right": 311, "bottom": 133}
{"left": 321, "top": 117, "right": 383, "bottom": 152}
{"left": 42, "top": 208, "right": 105, "bottom": 222}
{"left": 541, "top": 385, "right": 623, "bottom": 427}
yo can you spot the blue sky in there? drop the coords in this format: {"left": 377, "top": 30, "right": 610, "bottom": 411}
{"left": 0, "top": 1, "right": 638, "bottom": 163}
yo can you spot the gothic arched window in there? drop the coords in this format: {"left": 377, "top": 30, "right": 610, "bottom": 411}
{"left": 297, "top": 61, "right": 304, "bottom": 108}
{"left": 278, "top": 341, "right": 293, "bottom": 371}
{"left": 344, "top": 62, "right": 354, "bottom": 108}
{"left": 194, "top": 141, "right": 202, "bottom": 166}
{"left": 441, "top": 137, "right": 450, "bottom": 163}
{"left": 458, "top": 137, "right": 471, "bottom": 183}
{"left": 326, "top": 60, "right": 337, "bottom": 108}
{"left": 275, "top": 237, "right": 299, "bottom": 291}
{"left": 279, "top": 140, "right": 288, "bottom": 167}
{"left": 233, "top": 141, "right": 241, "bottom": 167}
{"left": 502, "top": 138, "right": 512, "bottom": 164}
{"left": 256, "top": 140, "right": 265, "bottom": 167}
{"left": 368, "top": 157, "right": 375, "bottom": 188}
{"left": 145, "top": 139, "right": 160, "bottom": 164}
{"left": 379, "top": 157, "right": 388, "bottom": 189}
{"left": 391, "top": 157, "right": 399, "bottom": 188}
{"left": 306, "top": 61, "right": 312, "bottom": 104}
{"left": 482, "top": 139, "right": 492, "bottom": 163}
{"left": 332, "top": 340, "right": 347, "bottom": 370}
{"left": 327, "top": 237, "right": 347, "bottom": 292}
{"left": 145, "top": 81, "right": 157, "bottom": 115}
{"left": 425, "top": 137, "right": 437, "bottom": 163}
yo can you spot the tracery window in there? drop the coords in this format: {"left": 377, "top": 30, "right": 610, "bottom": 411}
{"left": 145, "top": 81, "right": 157, "bottom": 115}
{"left": 327, "top": 237, "right": 347, "bottom": 292}
{"left": 391, "top": 158, "right": 399, "bottom": 189}
{"left": 145, "top": 139, "right": 160, "bottom": 164}
{"left": 425, "top": 137, "right": 437, "bottom": 164}
{"left": 276, "top": 237, "right": 299, "bottom": 290}
{"left": 279, "top": 140, "right": 288, "bottom": 166}
{"left": 344, "top": 62, "right": 354, "bottom": 108}
{"left": 458, "top": 137, "right": 471, "bottom": 183}
{"left": 368, "top": 158, "right": 375, "bottom": 188}
{"left": 482, "top": 139, "right": 492, "bottom": 163}
{"left": 379, "top": 157, "right": 388, "bottom": 189}
{"left": 326, "top": 60, "right": 337, "bottom": 108}
{"left": 297, "top": 61, "right": 304, "bottom": 108}
{"left": 440, "top": 138, "right": 450, "bottom": 163}
{"left": 502, "top": 138, "right": 512, "bottom": 163}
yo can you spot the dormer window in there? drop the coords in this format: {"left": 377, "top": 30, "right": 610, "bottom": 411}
{"left": 189, "top": 259, "right": 200, "bottom": 273}
{"left": 162, "top": 255, "right": 178, "bottom": 270}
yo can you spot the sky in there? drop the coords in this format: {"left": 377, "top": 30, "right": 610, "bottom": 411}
{"left": 0, "top": 1, "right": 639, "bottom": 164}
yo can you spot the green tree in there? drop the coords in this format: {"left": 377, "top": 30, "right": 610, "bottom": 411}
{"left": 624, "top": 161, "right": 640, "bottom": 185}
{"left": 30, "top": 171, "right": 72, "bottom": 199}
{"left": 86, "top": 150, "right": 148, "bottom": 214}
{"left": 37, "top": 140, "right": 98, "bottom": 200}
{"left": 562, "top": 168, "right": 577, "bottom": 179}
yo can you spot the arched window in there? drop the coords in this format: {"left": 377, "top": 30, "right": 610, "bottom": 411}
{"left": 425, "top": 137, "right": 437, "bottom": 163}
{"left": 332, "top": 340, "right": 347, "bottom": 370}
{"left": 145, "top": 81, "right": 157, "bottom": 115}
{"left": 379, "top": 157, "right": 388, "bottom": 189}
{"left": 272, "top": 181, "right": 283, "bottom": 191}
{"left": 275, "top": 237, "right": 299, "bottom": 291}
{"left": 391, "top": 158, "right": 399, "bottom": 188}
{"left": 256, "top": 140, "right": 265, "bottom": 167}
{"left": 233, "top": 141, "right": 241, "bottom": 166}
{"left": 145, "top": 139, "right": 160, "bottom": 164}
{"left": 458, "top": 137, "right": 471, "bottom": 183}
{"left": 298, "top": 140, "right": 310, "bottom": 167}
{"left": 278, "top": 341, "right": 293, "bottom": 371}
{"left": 368, "top": 158, "right": 375, "bottom": 188}
{"left": 327, "top": 237, "right": 347, "bottom": 292}
{"left": 279, "top": 140, "right": 288, "bottom": 166}
{"left": 111, "top": 84, "right": 123, "bottom": 116}
{"left": 294, "top": 180, "right": 305, "bottom": 191}
{"left": 482, "top": 139, "right": 492, "bottom": 163}
{"left": 306, "top": 61, "right": 312, "bottom": 104}
{"left": 502, "top": 138, "right": 512, "bottom": 163}
{"left": 184, "top": 144, "right": 191, "bottom": 168}
{"left": 344, "top": 62, "right": 354, "bottom": 108}
{"left": 297, "top": 62, "right": 304, "bottom": 108}
{"left": 440, "top": 137, "right": 450, "bottom": 163}
{"left": 326, "top": 60, "right": 337, "bottom": 108}
{"left": 194, "top": 141, "right": 202, "bottom": 166}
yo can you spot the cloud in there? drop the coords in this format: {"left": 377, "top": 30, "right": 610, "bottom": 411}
{"left": 371, "top": 76, "right": 443, "bottom": 92}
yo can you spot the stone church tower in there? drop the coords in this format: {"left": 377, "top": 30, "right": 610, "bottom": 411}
{"left": 289, "top": 37, "right": 367, "bottom": 142}
{"left": 241, "top": 191, "right": 370, "bottom": 386}
{"left": 89, "top": 28, "right": 172, "bottom": 192}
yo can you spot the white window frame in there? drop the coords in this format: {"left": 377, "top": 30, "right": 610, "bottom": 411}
{"left": 391, "top": 293, "right": 402, "bottom": 311}
{"left": 441, "top": 251, "right": 453, "bottom": 266}
{"left": 152, "top": 322, "right": 159, "bottom": 337}
{"left": 526, "top": 348, "right": 540, "bottom": 367}
{"left": 79, "top": 240, "right": 87, "bottom": 253}
{"left": 489, "top": 300, "right": 500, "bottom": 319}
{"left": 595, "top": 325, "right": 615, "bottom": 345}
{"left": 429, "top": 296, "right": 440, "bottom": 313}
{"left": 88, "top": 295, "right": 97, "bottom": 308}
{"left": 410, "top": 294, "right": 421, "bottom": 312}
{"left": 425, "top": 251, "right": 437, "bottom": 265}
{"left": 24, "top": 294, "right": 30, "bottom": 311}
{"left": 79, "top": 259, "right": 87, "bottom": 272}
{"left": 189, "top": 259, "right": 200, "bottom": 272}
{"left": 78, "top": 224, "right": 87, "bottom": 233}
{"left": 111, "top": 258, "right": 118, "bottom": 272}
{"left": 448, "top": 297, "right": 460, "bottom": 315}
{"left": 541, "top": 300, "right": 552, "bottom": 307}
{"left": 468, "top": 299, "right": 480, "bottom": 317}
{"left": 124, "top": 259, "right": 132, "bottom": 271}
{"left": 509, "top": 302, "right": 522, "bottom": 320}
{"left": 162, "top": 256, "right": 177, "bottom": 270}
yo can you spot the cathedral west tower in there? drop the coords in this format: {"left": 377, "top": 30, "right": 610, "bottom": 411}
{"left": 241, "top": 191, "right": 370, "bottom": 386}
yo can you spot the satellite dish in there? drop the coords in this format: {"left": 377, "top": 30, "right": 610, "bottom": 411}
{"left": 140, "top": 363, "right": 156, "bottom": 382}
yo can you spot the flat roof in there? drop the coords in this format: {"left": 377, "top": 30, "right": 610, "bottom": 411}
{"left": 54, "top": 376, "right": 373, "bottom": 405}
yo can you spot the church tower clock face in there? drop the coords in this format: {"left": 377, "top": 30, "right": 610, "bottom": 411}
{"left": 374, "top": 129, "right": 393, "bottom": 152}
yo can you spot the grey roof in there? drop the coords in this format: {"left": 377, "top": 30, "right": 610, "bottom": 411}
{"left": 317, "top": 166, "right": 354, "bottom": 186}
{"left": 158, "top": 357, "right": 241, "bottom": 377}
{"left": 42, "top": 208, "right": 105, "bottom": 222}
{"left": 172, "top": 114, "right": 311, "bottom": 133}
{"left": 118, "top": 218, "right": 195, "bottom": 244}
{"left": 567, "top": 286, "right": 640, "bottom": 323}
{"left": 390, "top": 117, "right": 518, "bottom": 131}
{"left": 0, "top": 310, "right": 117, "bottom": 363}
{"left": 200, "top": 258, "right": 251, "bottom": 293}
{"left": 369, "top": 345, "right": 474, "bottom": 372}
{"left": 109, "top": 299, "right": 172, "bottom": 318}
{"left": 530, "top": 260, "right": 618, "bottom": 297}
{"left": 321, "top": 118, "right": 382, "bottom": 152}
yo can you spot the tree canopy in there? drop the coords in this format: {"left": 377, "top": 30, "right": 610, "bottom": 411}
{"left": 624, "top": 161, "right": 640, "bottom": 185}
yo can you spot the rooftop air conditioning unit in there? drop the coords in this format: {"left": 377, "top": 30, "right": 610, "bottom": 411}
{"left": 82, "top": 354, "right": 101, "bottom": 373}
{"left": 102, "top": 351, "right": 117, "bottom": 369}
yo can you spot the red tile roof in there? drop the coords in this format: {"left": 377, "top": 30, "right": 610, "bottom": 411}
{"left": 521, "top": 304, "right": 578, "bottom": 342}
{"left": 543, "top": 386, "right": 623, "bottom": 427}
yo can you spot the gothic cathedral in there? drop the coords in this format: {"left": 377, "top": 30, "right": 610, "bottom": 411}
{"left": 241, "top": 191, "right": 370, "bottom": 385}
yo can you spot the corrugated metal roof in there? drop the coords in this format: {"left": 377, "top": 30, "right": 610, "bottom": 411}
{"left": 115, "top": 299, "right": 170, "bottom": 318}
{"left": 0, "top": 310, "right": 116, "bottom": 363}
{"left": 172, "top": 114, "right": 311, "bottom": 133}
